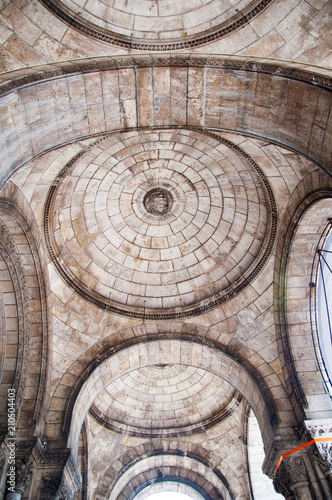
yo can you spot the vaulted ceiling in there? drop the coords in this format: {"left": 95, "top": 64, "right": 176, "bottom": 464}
{"left": 0, "top": 1, "right": 332, "bottom": 499}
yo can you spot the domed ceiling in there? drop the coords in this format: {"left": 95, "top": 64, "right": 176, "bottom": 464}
{"left": 45, "top": 129, "right": 276, "bottom": 319}
{"left": 91, "top": 364, "right": 241, "bottom": 437}
{"left": 40, "top": 0, "right": 272, "bottom": 49}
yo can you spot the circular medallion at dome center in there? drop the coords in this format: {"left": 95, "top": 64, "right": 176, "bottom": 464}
{"left": 144, "top": 188, "right": 173, "bottom": 216}
{"left": 45, "top": 129, "right": 276, "bottom": 319}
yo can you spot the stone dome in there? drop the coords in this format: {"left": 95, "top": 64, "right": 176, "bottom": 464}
{"left": 45, "top": 128, "right": 275, "bottom": 318}
{"left": 91, "top": 363, "right": 241, "bottom": 436}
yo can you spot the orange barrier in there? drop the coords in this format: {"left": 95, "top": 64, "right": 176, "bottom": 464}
{"left": 272, "top": 437, "right": 332, "bottom": 477}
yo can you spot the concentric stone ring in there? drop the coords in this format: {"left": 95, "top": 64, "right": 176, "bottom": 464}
{"left": 44, "top": 129, "right": 276, "bottom": 319}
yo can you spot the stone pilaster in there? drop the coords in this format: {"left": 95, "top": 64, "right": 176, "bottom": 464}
{"left": 30, "top": 441, "right": 81, "bottom": 500}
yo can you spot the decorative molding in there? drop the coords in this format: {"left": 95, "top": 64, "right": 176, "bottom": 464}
{"left": 44, "top": 127, "right": 277, "bottom": 320}
{"left": 37, "top": 0, "right": 273, "bottom": 51}
{"left": 81, "top": 423, "right": 88, "bottom": 500}
{"left": 89, "top": 390, "right": 242, "bottom": 438}
{"left": 33, "top": 445, "right": 71, "bottom": 468}
{"left": 0, "top": 56, "right": 331, "bottom": 98}
{"left": 64, "top": 454, "right": 82, "bottom": 490}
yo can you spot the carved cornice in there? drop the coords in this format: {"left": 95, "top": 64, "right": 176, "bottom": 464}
{"left": 0, "top": 56, "right": 331, "bottom": 98}
{"left": 305, "top": 418, "right": 332, "bottom": 439}
{"left": 89, "top": 390, "right": 242, "bottom": 438}
{"left": 33, "top": 443, "right": 71, "bottom": 468}
{"left": 263, "top": 437, "right": 300, "bottom": 477}
{"left": 38, "top": 0, "right": 273, "bottom": 51}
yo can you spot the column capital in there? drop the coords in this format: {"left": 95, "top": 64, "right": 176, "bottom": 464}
{"left": 273, "top": 456, "right": 310, "bottom": 499}
{"left": 263, "top": 437, "right": 300, "bottom": 477}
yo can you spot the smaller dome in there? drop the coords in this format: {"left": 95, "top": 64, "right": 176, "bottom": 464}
{"left": 91, "top": 363, "right": 241, "bottom": 436}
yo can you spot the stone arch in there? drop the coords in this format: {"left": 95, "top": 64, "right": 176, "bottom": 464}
{"left": 67, "top": 337, "right": 281, "bottom": 461}
{"left": 0, "top": 201, "right": 48, "bottom": 436}
{"left": 106, "top": 455, "right": 232, "bottom": 500}
{"left": 285, "top": 196, "right": 332, "bottom": 419}
{"left": 0, "top": 56, "right": 331, "bottom": 188}
{"left": 43, "top": 321, "right": 285, "bottom": 448}
{"left": 133, "top": 482, "right": 204, "bottom": 500}
{"left": 93, "top": 442, "right": 234, "bottom": 500}
{"left": 275, "top": 182, "right": 332, "bottom": 423}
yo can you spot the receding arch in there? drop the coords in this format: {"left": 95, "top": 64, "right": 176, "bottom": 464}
{"left": 92, "top": 441, "right": 235, "bottom": 500}
{"left": 67, "top": 337, "right": 280, "bottom": 460}
{"left": 106, "top": 454, "right": 232, "bottom": 500}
